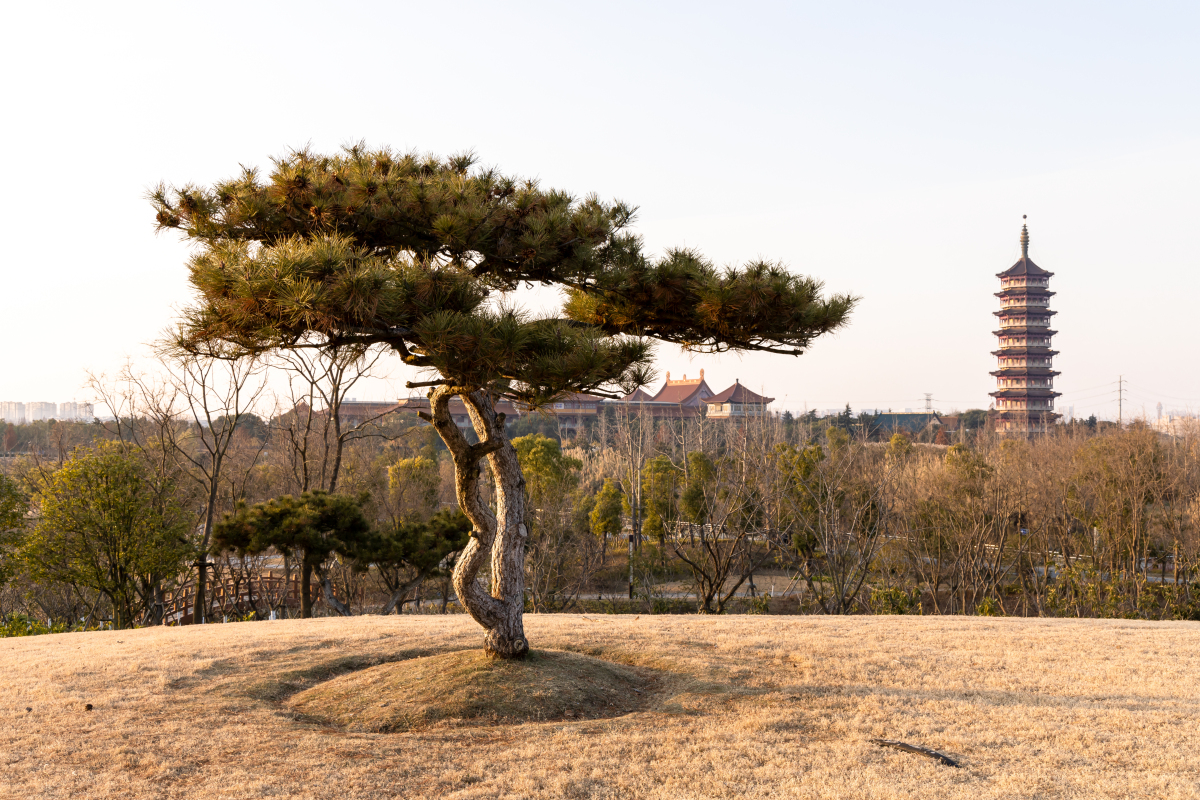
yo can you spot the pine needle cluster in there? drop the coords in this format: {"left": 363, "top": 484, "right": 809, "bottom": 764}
{"left": 153, "top": 144, "right": 856, "bottom": 406}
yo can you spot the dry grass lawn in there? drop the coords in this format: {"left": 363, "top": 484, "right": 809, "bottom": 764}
{"left": 2, "top": 614, "right": 1198, "bottom": 799}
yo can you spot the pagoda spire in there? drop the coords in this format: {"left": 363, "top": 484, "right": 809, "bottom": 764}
{"left": 1020, "top": 215, "right": 1029, "bottom": 259}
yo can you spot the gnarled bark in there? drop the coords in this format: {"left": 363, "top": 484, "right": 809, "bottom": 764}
{"left": 428, "top": 386, "right": 529, "bottom": 659}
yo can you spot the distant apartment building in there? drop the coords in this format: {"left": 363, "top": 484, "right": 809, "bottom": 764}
{"left": 0, "top": 401, "right": 25, "bottom": 424}
{"left": 57, "top": 402, "right": 95, "bottom": 421}
{"left": 26, "top": 402, "right": 56, "bottom": 422}
{"left": 0, "top": 401, "right": 95, "bottom": 423}
{"left": 1153, "top": 414, "right": 1199, "bottom": 438}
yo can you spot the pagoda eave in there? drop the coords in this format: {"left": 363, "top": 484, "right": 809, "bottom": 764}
{"left": 988, "top": 390, "right": 1062, "bottom": 399}
{"left": 995, "top": 268, "right": 1055, "bottom": 279}
{"left": 989, "top": 369, "right": 1061, "bottom": 378}
{"left": 993, "top": 411, "right": 1061, "bottom": 420}
{"left": 988, "top": 410, "right": 1065, "bottom": 417}
{"left": 993, "top": 328, "right": 1057, "bottom": 337}
{"left": 991, "top": 348, "right": 1058, "bottom": 357}
{"left": 993, "top": 309, "right": 1058, "bottom": 317}
{"left": 995, "top": 289, "right": 1055, "bottom": 298}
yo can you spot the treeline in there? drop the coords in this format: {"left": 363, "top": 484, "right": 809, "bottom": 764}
{"left": 1, "top": 357, "right": 1198, "bottom": 630}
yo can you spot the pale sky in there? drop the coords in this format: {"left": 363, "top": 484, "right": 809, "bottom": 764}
{"left": 3, "top": 2, "right": 1198, "bottom": 420}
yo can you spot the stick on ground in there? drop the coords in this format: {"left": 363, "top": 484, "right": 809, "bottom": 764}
{"left": 870, "top": 738, "right": 960, "bottom": 768}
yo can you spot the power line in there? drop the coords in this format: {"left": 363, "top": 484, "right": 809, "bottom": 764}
{"left": 1062, "top": 389, "right": 1120, "bottom": 403}
{"left": 1057, "top": 380, "right": 1121, "bottom": 396}
{"left": 1072, "top": 399, "right": 1119, "bottom": 411}
{"left": 1123, "top": 382, "right": 1200, "bottom": 404}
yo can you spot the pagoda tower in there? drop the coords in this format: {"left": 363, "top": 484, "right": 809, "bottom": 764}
{"left": 989, "top": 219, "right": 1061, "bottom": 436}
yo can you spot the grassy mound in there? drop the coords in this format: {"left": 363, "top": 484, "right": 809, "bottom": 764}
{"left": 287, "top": 648, "right": 655, "bottom": 732}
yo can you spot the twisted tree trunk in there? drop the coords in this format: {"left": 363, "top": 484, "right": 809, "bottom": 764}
{"left": 428, "top": 386, "right": 529, "bottom": 659}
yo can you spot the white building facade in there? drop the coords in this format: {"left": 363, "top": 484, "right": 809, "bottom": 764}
{"left": 0, "top": 401, "right": 25, "bottom": 424}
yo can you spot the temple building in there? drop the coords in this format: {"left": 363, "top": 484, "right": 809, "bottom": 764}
{"left": 989, "top": 219, "right": 1061, "bottom": 436}
{"left": 615, "top": 371, "right": 716, "bottom": 417}
{"left": 704, "top": 380, "right": 774, "bottom": 418}
{"left": 613, "top": 370, "right": 773, "bottom": 419}
{"left": 514, "top": 393, "right": 601, "bottom": 437}
{"left": 317, "top": 369, "right": 776, "bottom": 439}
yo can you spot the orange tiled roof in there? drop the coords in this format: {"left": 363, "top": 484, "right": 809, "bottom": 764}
{"left": 649, "top": 371, "right": 714, "bottom": 406}
{"left": 706, "top": 382, "right": 774, "bottom": 405}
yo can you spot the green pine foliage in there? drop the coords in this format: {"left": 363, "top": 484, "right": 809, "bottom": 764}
{"left": 367, "top": 509, "right": 472, "bottom": 584}
{"left": 213, "top": 490, "right": 371, "bottom": 618}
{"left": 641, "top": 455, "right": 683, "bottom": 531}
{"left": 214, "top": 491, "right": 371, "bottom": 564}
{"left": 512, "top": 433, "right": 581, "bottom": 504}
{"left": 680, "top": 452, "right": 717, "bottom": 525}
{"left": 152, "top": 145, "right": 856, "bottom": 408}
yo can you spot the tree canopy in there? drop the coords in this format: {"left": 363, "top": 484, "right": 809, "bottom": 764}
{"left": 512, "top": 433, "right": 581, "bottom": 504}
{"left": 21, "top": 442, "right": 192, "bottom": 629}
{"left": 367, "top": 508, "right": 472, "bottom": 615}
{"left": 0, "top": 472, "right": 27, "bottom": 590}
{"left": 153, "top": 145, "right": 855, "bottom": 406}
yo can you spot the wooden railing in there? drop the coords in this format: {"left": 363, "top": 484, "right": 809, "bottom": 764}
{"left": 162, "top": 572, "right": 308, "bottom": 624}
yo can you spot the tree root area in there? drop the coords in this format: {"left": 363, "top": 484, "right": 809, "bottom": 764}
{"left": 287, "top": 648, "right": 657, "bottom": 732}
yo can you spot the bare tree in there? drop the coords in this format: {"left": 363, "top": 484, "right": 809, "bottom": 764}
{"left": 780, "top": 428, "right": 893, "bottom": 614}
{"left": 608, "top": 405, "right": 654, "bottom": 598}
{"left": 669, "top": 416, "right": 785, "bottom": 614}
{"left": 270, "top": 341, "right": 386, "bottom": 495}
{"left": 104, "top": 347, "right": 268, "bottom": 623}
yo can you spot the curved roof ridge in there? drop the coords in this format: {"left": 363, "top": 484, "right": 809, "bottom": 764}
{"left": 707, "top": 382, "right": 775, "bottom": 404}
{"left": 997, "top": 256, "right": 1053, "bottom": 278}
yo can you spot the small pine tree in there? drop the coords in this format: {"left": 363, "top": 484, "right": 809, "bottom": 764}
{"left": 213, "top": 491, "right": 370, "bottom": 618}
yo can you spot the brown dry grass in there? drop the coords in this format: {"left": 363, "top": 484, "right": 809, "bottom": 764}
{"left": 290, "top": 649, "right": 656, "bottom": 732}
{"left": 2, "top": 614, "right": 1198, "bottom": 799}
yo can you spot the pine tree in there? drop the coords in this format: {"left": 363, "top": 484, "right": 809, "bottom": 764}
{"left": 367, "top": 509, "right": 472, "bottom": 615}
{"left": 212, "top": 491, "right": 370, "bottom": 618}
{"left": 153, "top": 144, "right": 856, "bottom": 657}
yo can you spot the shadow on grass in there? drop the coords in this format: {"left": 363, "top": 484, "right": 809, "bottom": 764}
{"left": 163, "top": 634, "right": 775, "bottom": 734}
{"left": 286, "top": 648, "right": 672, "bottom": 733}
{"left": 172, "top": 646, "right": 442, "bottom": 703}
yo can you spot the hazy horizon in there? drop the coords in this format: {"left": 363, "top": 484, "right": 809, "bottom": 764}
{"left": 3, "top": 2, "right": 1198, "bottom": 421}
